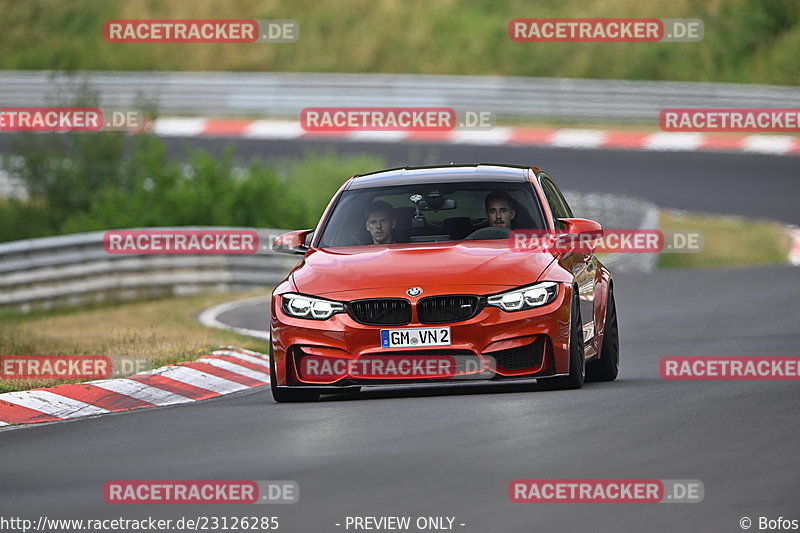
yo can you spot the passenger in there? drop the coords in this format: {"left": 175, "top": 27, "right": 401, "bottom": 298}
{"left": 364, "top": 200, "right": 397, "bottom": 244}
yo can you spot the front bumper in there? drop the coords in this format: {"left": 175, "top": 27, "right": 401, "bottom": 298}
{"left": 270, "top": 285, "right": 572, "bottom": 388}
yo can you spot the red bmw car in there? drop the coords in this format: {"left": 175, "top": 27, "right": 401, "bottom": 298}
{"left": 269, "top": 164, "right": 619, "bottom": 402}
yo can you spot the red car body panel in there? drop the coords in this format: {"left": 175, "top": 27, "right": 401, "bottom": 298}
{"left": 292, "top": 241, "right": 558, "bottom": 296}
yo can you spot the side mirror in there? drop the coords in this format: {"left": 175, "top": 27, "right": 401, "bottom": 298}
{"left": 272, "top": 229, "right": 314, "bottom": 255}
{"left": 557, "top": 218, "right": 603, "bottom": 239}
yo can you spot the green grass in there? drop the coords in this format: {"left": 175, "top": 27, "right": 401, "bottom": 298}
{"left": 657, "top": 210, "right": 792, "bottom": 268}
{"left": 0, "top": 0, "right": 798, "bottom": 84}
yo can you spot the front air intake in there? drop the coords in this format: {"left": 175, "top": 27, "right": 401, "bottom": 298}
{"left": 348, "top": 299, "right": 411, "bottom": 326}
{"left": 418, "top": 295, "right": 481, "bottom": 324}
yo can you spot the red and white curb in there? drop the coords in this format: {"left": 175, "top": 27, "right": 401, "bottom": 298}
{"left": 789, "top": 228, "right": 800, "bottom": 266}
{"left": 150, "top": 118, "right": 800, "bottom": 156}
{"left": 0, "top": 347, "right": 269, "bottom": 427}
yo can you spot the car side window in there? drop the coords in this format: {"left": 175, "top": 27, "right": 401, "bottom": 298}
{"left": 551, "top": 179, "right": 574, "bottom": 218}
{"left": 539, "top": 175, "right": 572, "bottom": 228}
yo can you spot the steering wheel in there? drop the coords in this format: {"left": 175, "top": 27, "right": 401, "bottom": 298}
{"left": 464, "top": 226, "right": 511, "bottom": 240}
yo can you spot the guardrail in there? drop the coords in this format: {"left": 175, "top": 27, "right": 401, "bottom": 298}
{"left": 1, "top": 71, "right": 798, "bottom": 122}
{"left": 0, "top": 228, "right": 299, "bottom": 311}
{"left": 565, "top": 191, "right": 659, "bottom": 273}
{"left": 0, "top": 192, "right": 657, "bottom": 311}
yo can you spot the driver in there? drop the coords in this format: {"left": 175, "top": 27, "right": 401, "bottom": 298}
{"left": 484, "top": 191, "right": 516, "bottom": 229}
{"left": 364, "top": 200, "right": 397, "bottom": 244}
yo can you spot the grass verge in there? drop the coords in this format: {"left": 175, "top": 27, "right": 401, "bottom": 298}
{"left": 657, "top": 210, "right": 792, "bottom": 268}
{"left": 0, "top": 290, "right": 271, "bottom": 393}
{"left": 0, "top": 0, "right": 798, "bottom": 84}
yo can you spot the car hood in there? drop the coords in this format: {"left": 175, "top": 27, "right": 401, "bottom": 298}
{"left": 291, "top": 241, "right": 556, "bottom": 296}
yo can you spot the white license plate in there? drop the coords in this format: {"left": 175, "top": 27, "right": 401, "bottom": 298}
{"left": 380, "top": 327, "right": 451, "bottom": 348}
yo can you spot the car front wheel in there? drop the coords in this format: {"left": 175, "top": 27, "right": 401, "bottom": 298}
{"left": 586, "top": 287, "right": 619, "bottom": 382}
{"left": 538, "top": 289, "right": 585, "bottom": 390}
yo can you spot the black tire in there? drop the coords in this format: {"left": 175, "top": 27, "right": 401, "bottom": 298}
{"left": 269, "top": 345, "right": 320, "bottom": 403}
{"left": 538, "top": 290, "right": 585, "bottom": 390}
{"left": 586, "top": 287, "right": 619, "bottom": 382}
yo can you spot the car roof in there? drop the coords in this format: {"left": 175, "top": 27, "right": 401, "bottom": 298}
{"left": 346, "top": 164, "right": 531, "bottom": 190}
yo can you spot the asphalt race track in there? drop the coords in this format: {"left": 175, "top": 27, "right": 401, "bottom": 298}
{"left": 164, "top": 138, "right": 800, "bottom": 224}
{"left": 1, "top": 140, "right": 798, "bottom": 532}
{"left": 173, "top": 138, "right": 800, "bottom": 224}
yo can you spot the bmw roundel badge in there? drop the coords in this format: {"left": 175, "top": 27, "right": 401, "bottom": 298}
{"left": 407, "top": 287, "right": 423, "bottom": 297}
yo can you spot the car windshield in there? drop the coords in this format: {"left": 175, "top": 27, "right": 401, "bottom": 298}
{"left": 317, "top": 181, "right": 545, "bottom": 248}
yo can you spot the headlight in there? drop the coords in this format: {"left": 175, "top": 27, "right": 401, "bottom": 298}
{"left": 281, "top": 293, "right": 345, "bottom": 320}
{"left": 486, "top": 282, "right": 559, "bottom": 312}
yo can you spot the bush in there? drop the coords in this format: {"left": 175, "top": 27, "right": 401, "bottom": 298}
{"left": 0, "top": 133, "right": 385, "bottom": 241}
